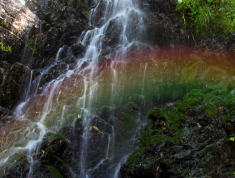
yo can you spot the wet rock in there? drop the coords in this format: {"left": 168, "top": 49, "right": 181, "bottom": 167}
{"left": 71, "top": 42, "right": 86, "bottom": 58}
{"left": 97, "top": 105, "right": 113, "bottom": 122}
{"left": 33, "top": 132, "right": 75, "bottom": 178}
{"left": 0, "top": 62, "right": 31, "bottom": 108}
{"left": 39, "top": 63, "right": 68, "bottom": 87}
{"left": 4, "top": 152, "right": 29, "bottom": 178}
{"left": 103, "top": 18, "right": 123, "bottom": 48}
{"left": 90, "top": 1, "right": 108, "bottom": 27}
{"left": 139, "top": 0, "right": 192, "bottom": 48}
{"left": 120, "top": 89, "right": 235, "bottom": 178}
{"left": 91, "top": 116, "right": 112, "bottom": 134}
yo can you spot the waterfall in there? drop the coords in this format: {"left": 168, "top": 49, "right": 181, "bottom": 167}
{"left": 0, "top": 0, "right": 149, "bottom": 177}
{"left": 77, "top": 1, "right": 146, "bottom": 177}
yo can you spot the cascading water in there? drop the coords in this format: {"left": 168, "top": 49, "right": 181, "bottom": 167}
{"left": 77, "top": 1, "right": 147, "bottom": 177}
{"left": 0, "top": 0, "right": 157, "bottom": 177}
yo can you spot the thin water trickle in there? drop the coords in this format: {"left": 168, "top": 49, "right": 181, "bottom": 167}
{"left": 106, "top": 136, "right": 111, "bottom": 159}
{"left": 141, "top": 63, "right": 148, "bottom": 96}
{"left": 60, "top": 105, "right": 67, "bottom": 129}
{"left": 56, "top": 46, "right": 66, "bottom": 62}
{"left": 25, "top": 70, "right": 33, "bottom": 100}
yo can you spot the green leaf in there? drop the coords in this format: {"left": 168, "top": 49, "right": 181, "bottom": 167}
{"left": 230, "top": 137, "right": 235, "bottom": 141}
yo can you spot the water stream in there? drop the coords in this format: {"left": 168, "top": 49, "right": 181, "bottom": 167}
{"left": 0, "top": 0, "right": 161, "bottom": 177}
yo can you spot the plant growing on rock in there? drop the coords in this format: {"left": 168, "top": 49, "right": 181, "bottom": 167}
{"left": 0, "top": 42, "right": 12, "bottom": 53}
{"left": 176, "top": 0, "right": 235, "bottom": 34}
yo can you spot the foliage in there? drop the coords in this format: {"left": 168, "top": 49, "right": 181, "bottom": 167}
{"left": 27, "top": 39, "right": 37, "bottom": 54}
{"left": 0, "top": 42, "right": 12, "bottom": 53}
{"left": 82, "top": 10, "right": 89, "bottom": 18}
{"left": 147, "top": 108, "right": 164, "bottom": 121}
{"left": 225, "top": 92, "right": 235, "bottom": 108}
{"left": 49, "top": 132, "right": 68, "bottom": 142}
{"left": 176, "top": 0, "right": 235, "bottom": 34}
{"left": 47, "top": 166, "right": 63, "bottom": 178}
{"left": 122, "top": 111, "right": 136, "bottom": 137}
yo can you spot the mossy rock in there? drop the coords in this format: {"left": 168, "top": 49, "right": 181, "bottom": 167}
{"left": 5, "top": 152, "right": 29, "bottom": 177}
{"left": 129, "top": 93, "right": 144, "bottom": 105}
{"left": 147, "top": 108, "right": 165, "bottom": 121}
{"left": 122, "top": 112, "right": 136, "bottom": 138}
{"left": 225, "top": 92, "right": 235, "bottom": 108}
{"left": 178, "top": 60, "right": 203, "bottom": 88}
{"left": 47, "top": 132, "right": 68, "bottom": 142}
{"left": 209, "top": 96, "right": 224, "bottom": 106}
{"left": 97, "top": 105, "right": 112, "bottom": 121}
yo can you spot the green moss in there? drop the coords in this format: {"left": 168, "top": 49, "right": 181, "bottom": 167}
{"left": 98, "top": 105, "right": 111, "bottom": 119}
{"left": 155, "top": 135, "right": 167, "bottom": 144}
{"left": 82, "top": 10, "right": 89, "bottom": 18}
{"left": 182, "top": 168, "right": 189, "bottom": 175}
{"left": 204, "top": 93, "right": 215, "bottom": 100}
{"left": 115, "top": 132, "right": 123, "bottom": 142}
{"left": 204, "top": 109, "right": 214, "bottom": 118}
{"left": 175, "top": 98, "right": 203, "bottom": 113}
{"left": 204, "top": 103, "right": 216, "bottom": 118}
{"left": 155, "top": 134, "right": 181, "bottom": 145}
{"left": 206, "top": 103, "right": 216, "bottom": 111}
{"left": 139, "top": 125, "right": 154, "bottom": 149}
{"left": 147, "top": 108, "right": 165, "bottom": 120}
{"left": 211, "top": 89, "right": 226, "bottom": 96}
{"left": 49, "top": 133, "right": 68, "bottom": 142}
{"left": 226, "top": 92, "right": 235, "bottom": 107}
{"left": 163, "top": 105, "right": 188, "bottom": 131}
{"left": 210, "top": 96, "right": 223, "bottom": 105}
{"left": 48, "top": 166, "right": 63, "bottom": 178}
{"left": 183, "top": 91, "right": 205, "bottom": 100}
{"left": 222, "top": 116, "right": 228, "bottom": 125}
{"left": 230, "top": 111, "right": 235, "bottom": 116}
{"left": 190, "top": 89, "right": 203, "bottom": 93}
{"left": 179, "top": 61, "right": 202, "bottom": 85}
{"left": 163, "top": 158, "right": 173, "bottom": 164}
{"left": 122, "top": 112, "right": 136, "bottom": 137}
{"left": 129, "top": 93, "right": 143, "bottom": 105}
{"left": 126, "top": 149, "right": 144, "bottom": 170}
{"left": 65, "top": 113, "right": 77, "bottom": 125}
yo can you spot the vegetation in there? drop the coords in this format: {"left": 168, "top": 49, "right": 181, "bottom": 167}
{"left": 176, "top": 0, "right": 235, "bottom": 34}
{"left": 125, "top": 88, "right": 232, "bottom": 174}
{"left": 27, "top": 39, "right": 37, "bottom": 54}
{"left": 47, "top": 166, "right": 63, "bottom": 178}
{"left": 49, "top": 133, "right": 68, "bottom": 142}
{"left": 0, "top": 42, "right": 12, "bottom": 53}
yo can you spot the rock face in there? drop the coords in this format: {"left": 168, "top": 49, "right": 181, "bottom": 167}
{"left": 139, "top": 0, "right": 194, "bottom": 48}
{"left": 0, "top": 62, "right": 31, "bottom": 108}
{"left": 0, "top": 0, "right": 89, "bottom": 111}
{"left": 19, "top": 101, "right": 144, "bottom": 178}
{"left": 120, "top": 89, "right": 235, "bottom": 178}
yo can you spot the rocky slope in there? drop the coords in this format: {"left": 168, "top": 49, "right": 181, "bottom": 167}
{"left": 120, "top": 88, "right": 235, "bottom": 178}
